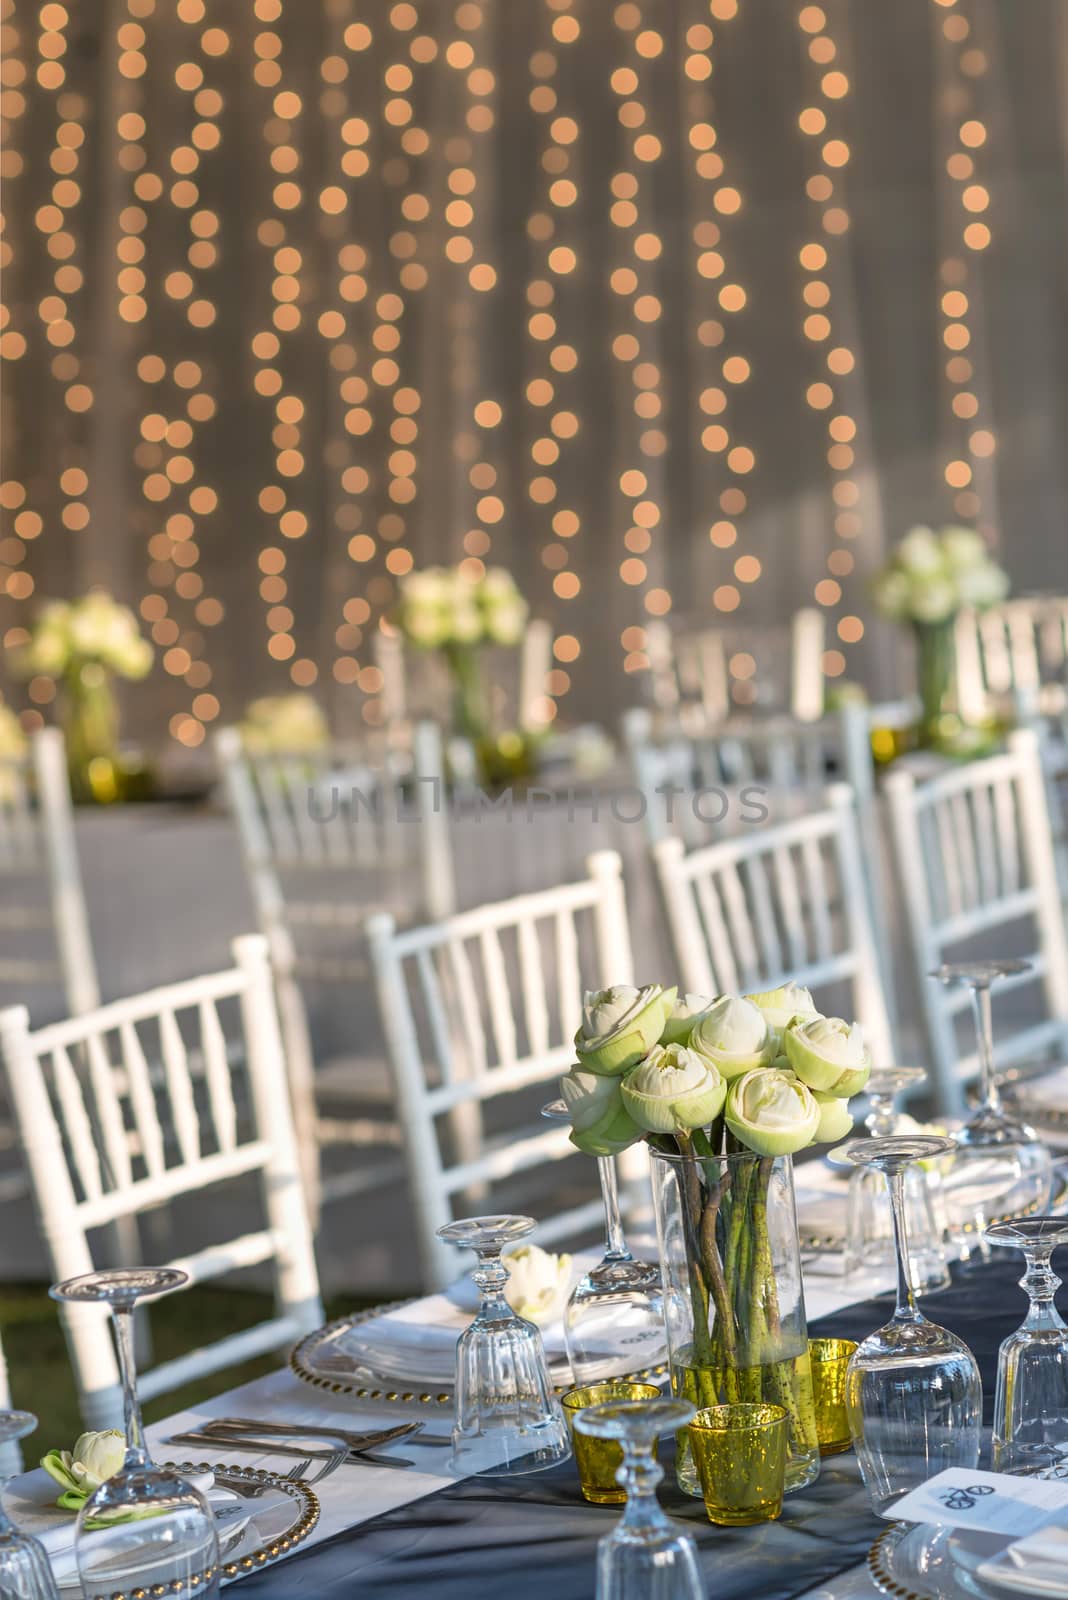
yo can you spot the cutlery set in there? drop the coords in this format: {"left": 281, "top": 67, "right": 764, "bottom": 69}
{"left": 166, "top": 1416, "right": 449, "bottom": 1478}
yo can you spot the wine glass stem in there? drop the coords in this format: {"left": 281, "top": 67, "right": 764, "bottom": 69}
{"left": 113, "top": 1303, "right": 150, "bottom": 1468}
{"left": 616, "top": 1441, "right": 664, "bottom": 1535}
{"left": 1020, "top": 1245, "right": 1065, "bottom": 1331}
{"left": 597, "top": 1156, "right": 632, "bottom": 1264}
{"left": 969, "top": 983, "right": 1001, "bottom": 1114}
{"left": 472, "top": 1247, "right": 510, "bottom": 1318}
{"left": 887, "top": 1169, "right": 920, "bottom": 1323}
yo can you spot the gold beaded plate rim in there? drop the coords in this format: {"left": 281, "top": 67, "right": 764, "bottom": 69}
{"left": 80, "top": 1463, "right": 319, "bottom": 1600}
{"left": 289, "top": 1297, "right": 668, "bottom": 1407}
{"left": 867, "top": 1523, "right": 935, "bottom": 1600}
{"left": 799, "top": 1161, "right": 1068, "bottom": 1255}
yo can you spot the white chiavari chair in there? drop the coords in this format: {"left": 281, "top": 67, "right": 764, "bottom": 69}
{"left": 0, "top": 727, "right": 99, "bottom": 1018}
{"left": 884, "top": 728, "right": 1068, "bottom": 1116}
{"left": 0, "top": 934, "right": 322, "bottom": 1431}
{"left": 652, "top": 784, "right": 894, "bottom": 1068}
{"left": 368, "top": 850, "right": 637, "bottom": 1290}
{"left": 646, "top": 609, "right": 825, "bottom": 723}
{"left": 216, "top": 720, "right": 454, "bottom": 1217}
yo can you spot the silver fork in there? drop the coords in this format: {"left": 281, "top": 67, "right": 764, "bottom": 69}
{"left": 232, "top": 1451, "right": 344, "bottom": 1498}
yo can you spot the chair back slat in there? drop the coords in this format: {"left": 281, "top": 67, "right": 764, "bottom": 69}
{"left": 198, "top": 997, "right": 238, "bottom": 1154}
{"left": 0, "top": 936, "right": 321, "bottom": 1431}
{"left": 885, "top": 729, "right": 1068, "bottom": 1114}
{"left": 118, "top": 1018, "right": 167, "bottom": 1179}
{"left": 369, "top": 857, "right": 633, "bottom": 1288}
{"left": 159, "top": 1008, "right": 201, "bottom": 1166}
{"left": 655, "top": 789, "right": 893, "bottom": 1060}
{"left": 52, "top": 1045, "right": 105, "bottom": 1201}
{"left": 518, "top": 916, "right": 550, "bottom": 1058}
{"left": 83, "top": 1033, "right": 134, "bottom": 1190}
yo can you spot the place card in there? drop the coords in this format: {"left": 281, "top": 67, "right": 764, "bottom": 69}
{"left": 890, "top": 1468, "right": 1068, "bottom": 1537}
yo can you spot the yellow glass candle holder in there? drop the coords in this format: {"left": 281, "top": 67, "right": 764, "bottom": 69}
{"left": 688, "top": 1403, "right": 787, "bottom": 1527}
{"left": 808, "top": 1337, "right": 857, "bottom": 1456}
{"left": 561, "top": 1382, "right": 662, "bottom": 1504}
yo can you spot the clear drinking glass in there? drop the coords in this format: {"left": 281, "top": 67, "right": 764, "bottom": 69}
{"left": 574, "top": 1398, "right": 702, "bottom": 1600}
{"left": 842, "top": 1136, "right": 982, "bottom": 1517}
{"left": 437, "top": 1214, "right": 571, "bottom": 1476}
{"left": 0, "top": 1411, "right": 61, "bottom": 1600}
{"left": 930, "top": 961, "right": 1053, "bottom": 1256}
{"left": 542, "top": 1100, "right": 665, "bottom": 1383}
{"left": 986, "top": 1217, "right": 1068, "bottom": 1474}
{"left": 50, "top": 1268, "right": 221, "bottom": 1598}
{"left": 844, "top": 1067, "right": 950, "bottom": 1293}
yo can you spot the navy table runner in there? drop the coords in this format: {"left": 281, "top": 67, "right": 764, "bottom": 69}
{"left": 235, "top": 1255, "right": 1031, "bottom": 1598}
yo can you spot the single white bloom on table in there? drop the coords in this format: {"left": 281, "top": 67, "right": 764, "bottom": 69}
{"left": 725, "top": 1067, "right": 820, "bottom": 1156}
{"left": 503, "top": 1244, "right": 572, "bottom": 1324}
{"left": 621, "top": 1042, "right": 726, "bottom": 1134}
{"left": 42, "top": 1428, "right": 126, "bottom": 1507}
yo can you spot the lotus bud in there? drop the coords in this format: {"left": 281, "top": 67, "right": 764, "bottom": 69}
{"left": 725, "top": 1068, "right": 820, "bottom": 1156}
{"left": 689, "top": 995, "right": 773, "bottom": 1082}
{"left": 744, "top": 983, "right": 820, "bottom": 1053}
{"left": 811, "top": 1089, "right": 854, "bottom": 1145}
{"left": 659, "top": 992, "right": 715, "bottom": 1047}
{"left": 784, "top": 1015, "right": 872, "bottom": 1097}
{"left": 620, "top": 1042, "right": 726, "bottom": 1134}
{"left": 574, "top": 983, "right": 676, "bottom": 1076}
{"left": 560, "top": 1066, "right": 643, "bottom": 1155}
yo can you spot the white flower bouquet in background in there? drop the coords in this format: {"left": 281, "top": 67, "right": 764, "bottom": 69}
{"left": 559, "top": 982, "right": 871, "bottom": 1494}
{"left": 873, "top": 526, "right": 1009, "bottom": 750}
{"left": 239, "top": 693, "right": 328, "bottom": 755}
{"left": 395, "top": 564, "right": 535, "bottom": 784}
{"left": 15, "top": 593, "right": 154, "bottom": 803}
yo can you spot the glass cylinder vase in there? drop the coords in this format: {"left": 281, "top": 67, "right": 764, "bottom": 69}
{"left": 649, "top": 1145, "right": 820, "bottom": 1497}
{"left": 62, "top": 663, "right": 121, "bottom": 804}
{"left": 912, "top": 618, "right": 958, "bottom": 750}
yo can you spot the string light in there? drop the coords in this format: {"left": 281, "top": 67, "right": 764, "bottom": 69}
{"left": 794, "top": 2, "right": 876, "bottom": 679}
{"left": 932, "top": 0, "right": 996, "bottom": 530}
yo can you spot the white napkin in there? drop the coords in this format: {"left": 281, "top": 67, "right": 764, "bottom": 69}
{"left": 977, "top": 1523, "right": 1068, "bottom": 1597}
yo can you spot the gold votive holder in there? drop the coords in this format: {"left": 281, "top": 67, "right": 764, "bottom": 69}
{"left": 561, "top": 1382, "right": 662, "bottom": 1504}
{"left": 808, "top": 1337, "right": 857, "bottom": 1457}
{"left": 688, "top": 1402, "right": 788, "bottom": 1527}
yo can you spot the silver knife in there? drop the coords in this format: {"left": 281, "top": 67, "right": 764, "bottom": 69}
{"left": 166, "top": 1428, "right": 415, "bottom": 1469}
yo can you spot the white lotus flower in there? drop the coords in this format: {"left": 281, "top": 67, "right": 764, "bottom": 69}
{"left": 620, "top": 1042, "right": 726, "bottom": 1133}
{"left": 689, "top": 995, "right": 772, "bottom": 1081}
{"left": 575, "top": 983, "right": 676, "bottom": 1075}
{"left": 503, "top": 1244, "right": 571, "bottom": 1324}
{"left": 724, "top": 1068, "right": 820, "bottom": 1156}
{"left": 560, "top": 1066, "right": 643, "bottom": 1155}
{"left": 660, "top": 992, "right": 715, "bottom": 1046}
{"left": 784, "top": 1015, "right": 871, "bottom": 1096}
{"left": 897, "top": 527, "right": 945, "bottom": 577}
{"left": 744, "top": 983, "right": 820, "bottom": 1052}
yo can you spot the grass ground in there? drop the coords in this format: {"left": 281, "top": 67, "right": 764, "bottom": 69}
{"left": 1, "top": 1283, "right": 374, "bottom": 1451}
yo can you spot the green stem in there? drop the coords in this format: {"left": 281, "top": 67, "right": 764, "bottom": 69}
{"left": 674, "top": 1133, "right": 714, "bottom": 1369}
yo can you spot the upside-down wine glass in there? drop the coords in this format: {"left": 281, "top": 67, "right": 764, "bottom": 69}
{"left": 841, "top": 1136, "right": 982, "bottom": 1516}
{"left": 0, "top": 1411, "right": 61, "bottom": 1600}
{"left": 574, "top": 1399, "right": 702, "bottom": 1600}
{"left": 986, "top": 1217, "right": 1068, "bottom": 1474}
{"left": 844, "top": 1066, "right": 950, "bottom": 1293}
{"left": 50, "top": 1268, "right": 221, "bottom": 1599}
{"left": 930, "top": 961, "right": 1052, "bottom": 1258}
{"left": 542, "top": 1099, "right": 665, "bottom": 1383}
{"left": 437, "top": 1214, "right": 571, "bottom": 1476}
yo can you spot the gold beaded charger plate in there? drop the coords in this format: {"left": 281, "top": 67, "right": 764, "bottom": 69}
{"left": 290, "top": 1298, "right": 667, "bottom": 1408}
{"left": 4, "top": 1463, "right": 318, "bottom": 1596}
{"left": 868, "top": 1518, "right": 1068, "bottom": 1600}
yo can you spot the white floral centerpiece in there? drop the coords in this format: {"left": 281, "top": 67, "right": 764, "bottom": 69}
{"left": 239, "top": 693, "right": 328, "bottom": 755}
{"left": 15, "top": 593, "right": 154, "bottom": 802}
{"left": 394, "top": 565, "right": 533, "bottom": 784}
{"left": 873, "top": 526, "right": 1009, "bottom": 751}
{"left": 559, "top": 981, "right": 871, "bottom": 1494}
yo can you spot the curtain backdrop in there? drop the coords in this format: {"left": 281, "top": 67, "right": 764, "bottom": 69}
{"left": 2, "top": 0, "right": 1068, "bottom": 745}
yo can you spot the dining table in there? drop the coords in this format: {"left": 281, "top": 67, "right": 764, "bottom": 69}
{"left": 137, "top": 1244, "right": 1046, "bottom": 1600}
